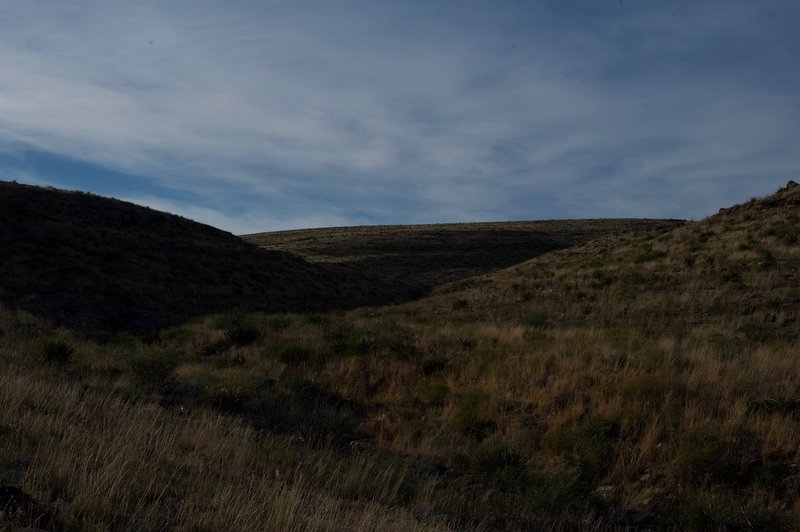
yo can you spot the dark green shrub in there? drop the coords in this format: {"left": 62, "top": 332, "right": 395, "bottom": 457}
{"left": 129, "top": 352, "right": 177, "bottom": 388}
{"left": 590, "top": 270, "right": 613, "bottom": 288}
{"left": 277, "top": 346, "right": 312, "bottom": 365}
{"left": 202, "top": 385, "right": 252, "bottom": 413}
{"left": 264, "top": 314, "right": 294, "bottom": 330}
{"left": 324, "top": 322, "right": 374, "bottom": 357}
{"left": 451, "top": 389, "right": 494, "bottom": 439}
{"left": 634, "top": 245, "right": 668, "bottom": 263}
{"left": 525, "top": 311, "right": 549, "bottom": 328}
{"left": 215, "top": 353, "right": 245, "bottom": 368}
{"left": 40, "top": 339, "right": 74, "bottom": 364}
{"left": 415, "top": 382, "right": 449, "bottom": 405}
{"left": 419, "top": 357, "right": 448, "bottom": 376}
{"left": 224, "top": 324, "right": 260, "bottom": 347}
{"left": 660, "top": 491, "right": 793, "bottom": 531}
{"left": 469, "top": 440, "right": 528, "bottom": 489}
{"left": 385, "top": 329, "right": 419, "bottom": 359}
{"left": 452, "top": 298, "right": 468, "bottom": 310}
{"left": 545, "top": 416, "right": 620, "bottom": 482}
{"left": 512, "top": 472, "right": 597, "bottom": 516}
{"left": 245, "top": 378, "right": 363, "bottom": 447}
{"left": 672, "top": 428, "right": 735, "bottom": 485}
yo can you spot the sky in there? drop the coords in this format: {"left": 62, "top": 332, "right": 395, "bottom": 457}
{"left": 1, "top": 0, "right": 798, "bottom": 234}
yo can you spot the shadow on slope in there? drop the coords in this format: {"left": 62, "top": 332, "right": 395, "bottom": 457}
{"left": 0, "top": 182, "right": 369, "bottom": 332}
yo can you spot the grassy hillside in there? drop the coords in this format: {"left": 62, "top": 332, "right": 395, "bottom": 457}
{"left": 0, "top": 182, "right": 391, "bottom": 333}
{"left": 244, "top": 219, "right": 682, "bottom": 299}
{"left": 1, "top": 181, "right": 678, "bottom": 332}
{"left": 1, "top": 182, "right": 798, "bottom": 530}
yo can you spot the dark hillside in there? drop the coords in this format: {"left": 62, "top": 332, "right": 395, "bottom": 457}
{"left": 0, "top": 182, "right": 356, "bottom": 332}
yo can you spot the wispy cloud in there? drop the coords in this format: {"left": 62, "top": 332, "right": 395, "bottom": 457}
{"left": 0, "top": 0, "right": 798, "bottom": 231}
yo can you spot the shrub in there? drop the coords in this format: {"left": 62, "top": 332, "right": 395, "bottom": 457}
{"left": 452, "top": 298, "right": 468, "bottom": 310}
{"left": 415, "top": 382, "right": 449, "bottom": 405}
{"left": 672, "top": 428, "right": 737, "bottom": 485}
{"left": 201, "top": 385, "right": 252, "bottom": 413}
{"left": 224, "top": 324, "right": 260, "bottom": 347}
{"left": 324, "top": 322, "right": 374, "bottom": 357}
{"left": 40, "top": 339, "right": 74, "bottom": 364}
{"left": 215, "top": 353, "right": 245, "bottom": 368}
{"left": 245, "top": 378, "right": 363, "bottom": 447}
{"left": 545, "top": 416, "right": 620, "bottom": 482}
{"left": 129, "top": 352, "right": 177, "bottom": 388}
{"left": 277, "top": 346, "right": 312, "bottom": 365}
{"left": 469, "top": 440, "right": 528, "bottom": 489}
{"left": 419, "top": 357, "right": 448, "bottom": 376}
{"left": 264, "top": 314, "right": 294, "bottom": 330}
{"left": 660, "top": 491, "right": 793, "bottom": 531}
{"left": 451, "top": 389, "right": 494, "bottom": 439}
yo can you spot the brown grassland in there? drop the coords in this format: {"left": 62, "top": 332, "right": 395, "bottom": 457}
{"left": 1, "top": 181, "right": 799, "bottom": 530}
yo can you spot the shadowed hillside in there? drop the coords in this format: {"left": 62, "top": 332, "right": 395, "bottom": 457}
{"left": 0, "top": 181, "right": 363, "bottom": 332}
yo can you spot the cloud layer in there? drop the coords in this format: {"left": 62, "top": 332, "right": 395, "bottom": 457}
{"left": 1, "top": 0, "right": 798, "bottom": 232}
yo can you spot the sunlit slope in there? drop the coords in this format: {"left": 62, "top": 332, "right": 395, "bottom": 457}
{"left": 244, "top": 218, "right": 683, "bottom": 298}
{"left": 438, "top": 180, "right": 800, "bottom": 335}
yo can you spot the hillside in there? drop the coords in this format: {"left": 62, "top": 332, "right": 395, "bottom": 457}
{"left": 1, "top": 182, "right": 798, "bottom": 530}
{"left": 0, "top": 182, "right": 376, "bottom": 332}
{"left": 0, "top": 181, "right": 680, "bottom": 332}
{"left": 243, "top": 219, "right": 682, "bottom": 298}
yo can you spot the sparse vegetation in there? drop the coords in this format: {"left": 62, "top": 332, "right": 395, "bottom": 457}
{"left": 1, "top": 181, "right": 799, "bottom": 529}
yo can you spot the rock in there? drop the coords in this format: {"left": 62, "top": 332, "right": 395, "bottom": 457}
{"left": 787, "top": 180, "right": 799, "bottom": 189}
{"left": 348, "top": 438, "right": 376, "bottom": 452}
{"left": 595, "top": 484, "right": 616, "bottom": 500}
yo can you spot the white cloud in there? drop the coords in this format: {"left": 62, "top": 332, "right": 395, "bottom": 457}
{"left": 0, "top": 0, "right": 798, "bottom": 230}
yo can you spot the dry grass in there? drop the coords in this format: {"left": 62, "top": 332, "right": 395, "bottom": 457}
{"left": 1, "top": 183, "right": 799, "bottom": 530}
{"left": 0, "top": 362, "right": 453, "bottom": 531}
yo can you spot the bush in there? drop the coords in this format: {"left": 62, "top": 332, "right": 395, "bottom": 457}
{"left": 224, "top": 324, "right": 260, "bottom": 347}
{"left": 276, "top": 346, "right": 312, "bottom": 365}
{"left": 244, "top": 378, "right": 363, "bottom": 447}
{"left": 419, "top": 357, "right": 448, "bottom": 376}
{"left": 469, "top": 440, "right": 528, "bottom": 489}
{"left": 324, "top": 322, "right": 374, "bottom": 357}
{"left": 202, "top": 385, "right": 252, "bottom": 413}
{"left": 660, "top": 491, "right": 793, "bottom": 531}
{"left": 215, "top": 353, "right": 245, "bottom": 368}
{"left": 672, "top": 428, "right": 735, "bottom": 485}
{"left": 545, "top": 416, "right": 619, "bottom": 482}
{"left": 415, "top": 382, "right": 449, "bottom": 405}
{"left": 129, "top": 352, "right": 177, "bottom": 388}
{"left": 40, "top": 339, "right": 74, "bottom": 364}
{"left": 451, "top": 389, "right": 494, "bottom": 439}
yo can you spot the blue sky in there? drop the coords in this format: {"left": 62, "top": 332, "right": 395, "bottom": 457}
{"left": 1, "top": 1, "right": 798, "bottom": 233}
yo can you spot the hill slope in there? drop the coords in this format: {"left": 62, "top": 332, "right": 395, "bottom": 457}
{"left": 243, "top": 218, "right": 683, "bottom": 298}
{"left": 2, "top": 182, "right": 798, "bottom": 530}
{"left": 443, "top": 179, "right": 800, "bottom": 332}
{"left": 0, "top": 181, "right": 360, "bottom": 331}
{"left": 1, "top": 181, "right": 681, "bottom": 331}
